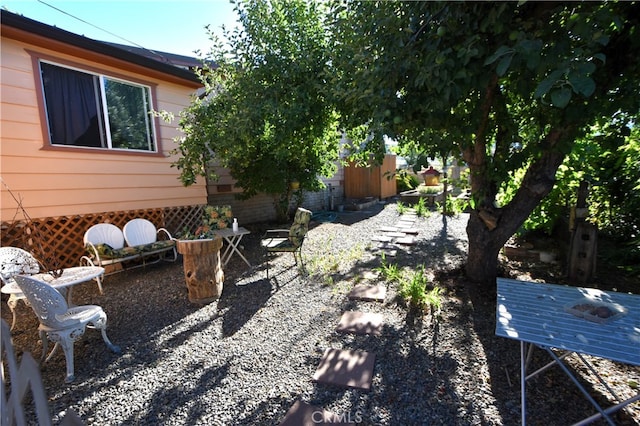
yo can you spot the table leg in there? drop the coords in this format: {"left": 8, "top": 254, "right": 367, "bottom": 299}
{"left": 521, "top": 341, "right": 527, "bottom": 426}
{"left": 221, "top": 235, "right": 251, "bottom": 267}
{"left": 544, "top": 348, "right": 617, "bottom": 426}
{"left": 229, "top": 235, "right": 251, "bottom": 267}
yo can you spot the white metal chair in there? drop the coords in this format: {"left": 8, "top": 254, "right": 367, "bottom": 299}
{"left": 13, "top": 275, "right": 121, "bottom": 383}
{"left": 122, "top": 218, "right": 177, "bottom": 261}
{"left": 81, "top": 223, "right": 126, "bottom": 293}
{"left": 0, "top": 247, "right": 40, "bottom": 330}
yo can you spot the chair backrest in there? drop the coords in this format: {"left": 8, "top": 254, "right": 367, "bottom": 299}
{"left": 123, "top": 218, "right": 157, "bottom": 247}
{"left": 0, "top": 247, "right": 40, "bottom": 285}
{"left": 13, "top": 275, "right": 78, "bottom": 329}
{"left": 288, "top": 208, "right": 312, "bottom": 247}
{"left": 84, "top": 224, "right": 125, "bottom": 250}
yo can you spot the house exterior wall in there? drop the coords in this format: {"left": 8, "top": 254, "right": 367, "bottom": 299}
{"left": 0, "top": 35, "right": 207, "bottom": 222}
{"left": 207, "top": 169, "right": 344, "bottom": 224}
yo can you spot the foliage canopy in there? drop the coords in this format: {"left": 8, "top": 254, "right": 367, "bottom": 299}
{"left": 173, "top": 0, "right": 340, "bottom": 219}
{"left": 328, "top": 1, "right": 640, "bottom": 283}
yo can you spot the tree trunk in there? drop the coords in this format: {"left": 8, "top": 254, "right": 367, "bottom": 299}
{"left": 465, "top": 212, "right": 507, "bottom": 286}
{"left": 177, "top": 238, "right": 224, "bottom": 304}
{"left": 464, "top": 128, "right": 572, "bottom": 286}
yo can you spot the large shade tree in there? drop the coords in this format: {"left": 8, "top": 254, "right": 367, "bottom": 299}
{"left": 173, "top": 0, "right": 339, "bottom": 220}
{"left": 329, "top": 1, "right": 640, "bottom": 285}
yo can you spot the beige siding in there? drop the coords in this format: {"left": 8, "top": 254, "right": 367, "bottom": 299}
{"left": 0, "top": 37, "right": 207, "bottom": 221}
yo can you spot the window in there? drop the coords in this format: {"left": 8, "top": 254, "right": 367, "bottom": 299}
{"left": 39, "top": 61, "right": 157, "bottom": 152}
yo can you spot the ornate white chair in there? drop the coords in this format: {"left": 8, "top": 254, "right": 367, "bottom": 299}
{"left": 0, "top": 247, "right": 40, "bottom": 330}
{"left": 13, "top": 275, "right": 121, "bottom": 383}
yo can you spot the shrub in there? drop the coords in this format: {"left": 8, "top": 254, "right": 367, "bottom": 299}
{"left": 396, "top": 201, "right": 408, "bottom": 214}
{"left": 396, "top": 170, "right": 420, "bottom": 193}
{"left": 398, "top": 265, "right": 441, "bottom": 315}
{"left": 414, "top": 197, "right": 430, "bottom": 217}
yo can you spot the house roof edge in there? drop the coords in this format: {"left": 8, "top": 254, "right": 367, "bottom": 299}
{"left": 1, "top": 9, "right": 202, "bottom": 86}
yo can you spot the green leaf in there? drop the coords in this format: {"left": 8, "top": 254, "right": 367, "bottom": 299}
{"left": 570, "top": 76, "right": 596, "bottom": 97}
{"left": 496, "top": 53, "right": 513, "bottom": 76}
{"left": 484, "top": 45, "right": 514, "bottom": 66}
{"left": 550, "top": 86, "right": 572, "bottom": 108}
{"left": 534, "top": 69, "right": 564, "bottom": 99}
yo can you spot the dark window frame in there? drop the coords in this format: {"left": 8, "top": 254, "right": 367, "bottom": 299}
{"left": 29, "top": 51, "right": 163, "bottom": 157}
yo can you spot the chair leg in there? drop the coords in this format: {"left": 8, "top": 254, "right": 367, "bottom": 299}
{"left": 58, "top": 336, "right": 76, "bottom": 383}
{"left": 99, "top": 328, "right": 121, "bottom": 353}
{"left": 298, "top": 249, "right": 307, "bottom": 275}
{"left": 92, "top": 312, "right": 120, "bottom": 353}
{"left": 94, "top": 275, "right": 104, "bottom": 295}
{"left": 39, "top": 330, "right": 50, "bottom": 363}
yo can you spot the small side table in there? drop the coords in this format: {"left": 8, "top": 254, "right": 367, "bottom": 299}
{"left": 214, "top": 227, "right": 251, "bottom": 267}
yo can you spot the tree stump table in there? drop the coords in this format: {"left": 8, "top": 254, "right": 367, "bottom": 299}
{"left": 176, "top": 238, "right": 224, "bottom": 304}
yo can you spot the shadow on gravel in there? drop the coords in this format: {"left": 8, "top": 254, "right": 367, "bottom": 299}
{"left": 217, "top": 276, "right": 273, "bottom": 337}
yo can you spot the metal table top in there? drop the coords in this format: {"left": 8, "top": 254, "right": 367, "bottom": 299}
{"left": 496, "top": 278, "right": 640, "bottom": 366}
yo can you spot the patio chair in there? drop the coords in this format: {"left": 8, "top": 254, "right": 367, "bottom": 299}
{"left": 261, "top": 207, "right": 312, "bottom": 279}
{"left": 122, "top": 218, "right": 177, "bottom": 262}
{"left": 0, "top": 247, "right": 40, "bottom": 330}
{"left": 13, "top": 275, "right": 121, "bottom": 383}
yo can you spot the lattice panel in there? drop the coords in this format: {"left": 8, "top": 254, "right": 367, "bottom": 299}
{"left": 164, "top": 205, "right": 206, "bottom": 237}
{"left": 1, "top": 205, "right": 203, "bottom": 269}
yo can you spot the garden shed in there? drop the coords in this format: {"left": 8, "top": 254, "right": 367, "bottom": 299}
{"left": 344, "top": 154, "right": 397, "bottom": 200}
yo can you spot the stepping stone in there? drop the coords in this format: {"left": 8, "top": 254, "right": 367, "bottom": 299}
{"left": 312, "top": 348, "right": 375, "bottom": 390}
{"left": 379, "top": 249, "right": 397, "bottom": 257}
{"left": 371, "top": 235, "right": 393, "bottom": 243}
{"left": 397, "top": 220, "right": 415, "bottom": 227}
{"left": 361, "top": 270, "right": 379, "bottom": 281}
{"left": 279, "top": 400, "right": 349, "bottom": 425}
{"left": 396, "top": 227, "right": 420, "bottom": 235}
{"left": 383, "top": 231, "right": 406, "bottom": 238}
{"left": 347, "top": 284, "right": 386, "bottom": 302}
{"left": 396, "top": 236, "right": 417, "bottom": 245}
{"left": 336, "top": 311, "right": 383, "bottom": 335}
{"left": 379, "top": 226, "right": 398, "bottom": 232}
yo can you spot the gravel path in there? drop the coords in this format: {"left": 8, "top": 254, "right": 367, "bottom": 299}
{"left": 2, "top": 202, "right": 638, "bottom": 425}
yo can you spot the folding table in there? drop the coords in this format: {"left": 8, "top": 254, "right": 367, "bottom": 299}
{"left": 496, "top": 278, "right": 639, "bottom": 425}
{"left": 213, "top": 227, "right": 251, "bottom": 267}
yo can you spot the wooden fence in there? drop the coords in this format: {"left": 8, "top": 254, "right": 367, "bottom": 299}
{"left": 0, "top": 205, "right": 206, "bottom": 269}
{"left": 344, "top": 154, "right": 397, "bottom": 200}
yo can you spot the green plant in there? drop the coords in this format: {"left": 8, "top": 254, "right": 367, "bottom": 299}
{"left": 414, "top": 197, "right": 430, "bottom": 217}
{"left": 437, "top": 195, "right": 467, "bottom": 217}
{"left": 425, "top": 286, "right": 442, "bottom": 317}
{"left": 375, "top": 254, "right": 402, "bottom": 283}
{"left": 330, "top": 1, "right": 639, "bottom": 284}
{"left": 418, "top": 185, "right": 443, "bottom": 195}
{"left": 398, "top": 265, "right": 428, "bottom": 311}
{"left": 395, "top": 169, "right": 420, "bottom": 192}
{"left": 398, "top": 265, "right": 443, "bottom": 315}
{"left": 171, "top": 0, "right": 339, "bottom": 221}
{"left": 396, "top": 201, "right": 408, "bottom": 215}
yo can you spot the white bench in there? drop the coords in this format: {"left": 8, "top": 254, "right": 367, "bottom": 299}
{"left": 80, "top": 219, "right": 177, "bottom": 293}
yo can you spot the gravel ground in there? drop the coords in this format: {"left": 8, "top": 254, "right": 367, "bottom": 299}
{"left": 2, "top": 201, "right": 639, "bottom": 425}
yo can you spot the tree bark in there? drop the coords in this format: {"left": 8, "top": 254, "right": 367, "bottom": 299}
{"left": 177, "top": 238, "right": 224, "bottom": 304}
{"left": 465, "top": 127, "right": 573, "bottom": 286}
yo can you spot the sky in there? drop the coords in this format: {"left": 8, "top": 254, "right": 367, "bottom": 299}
{"left": 1, "top": 0, "right": 240, "bottom": 57}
